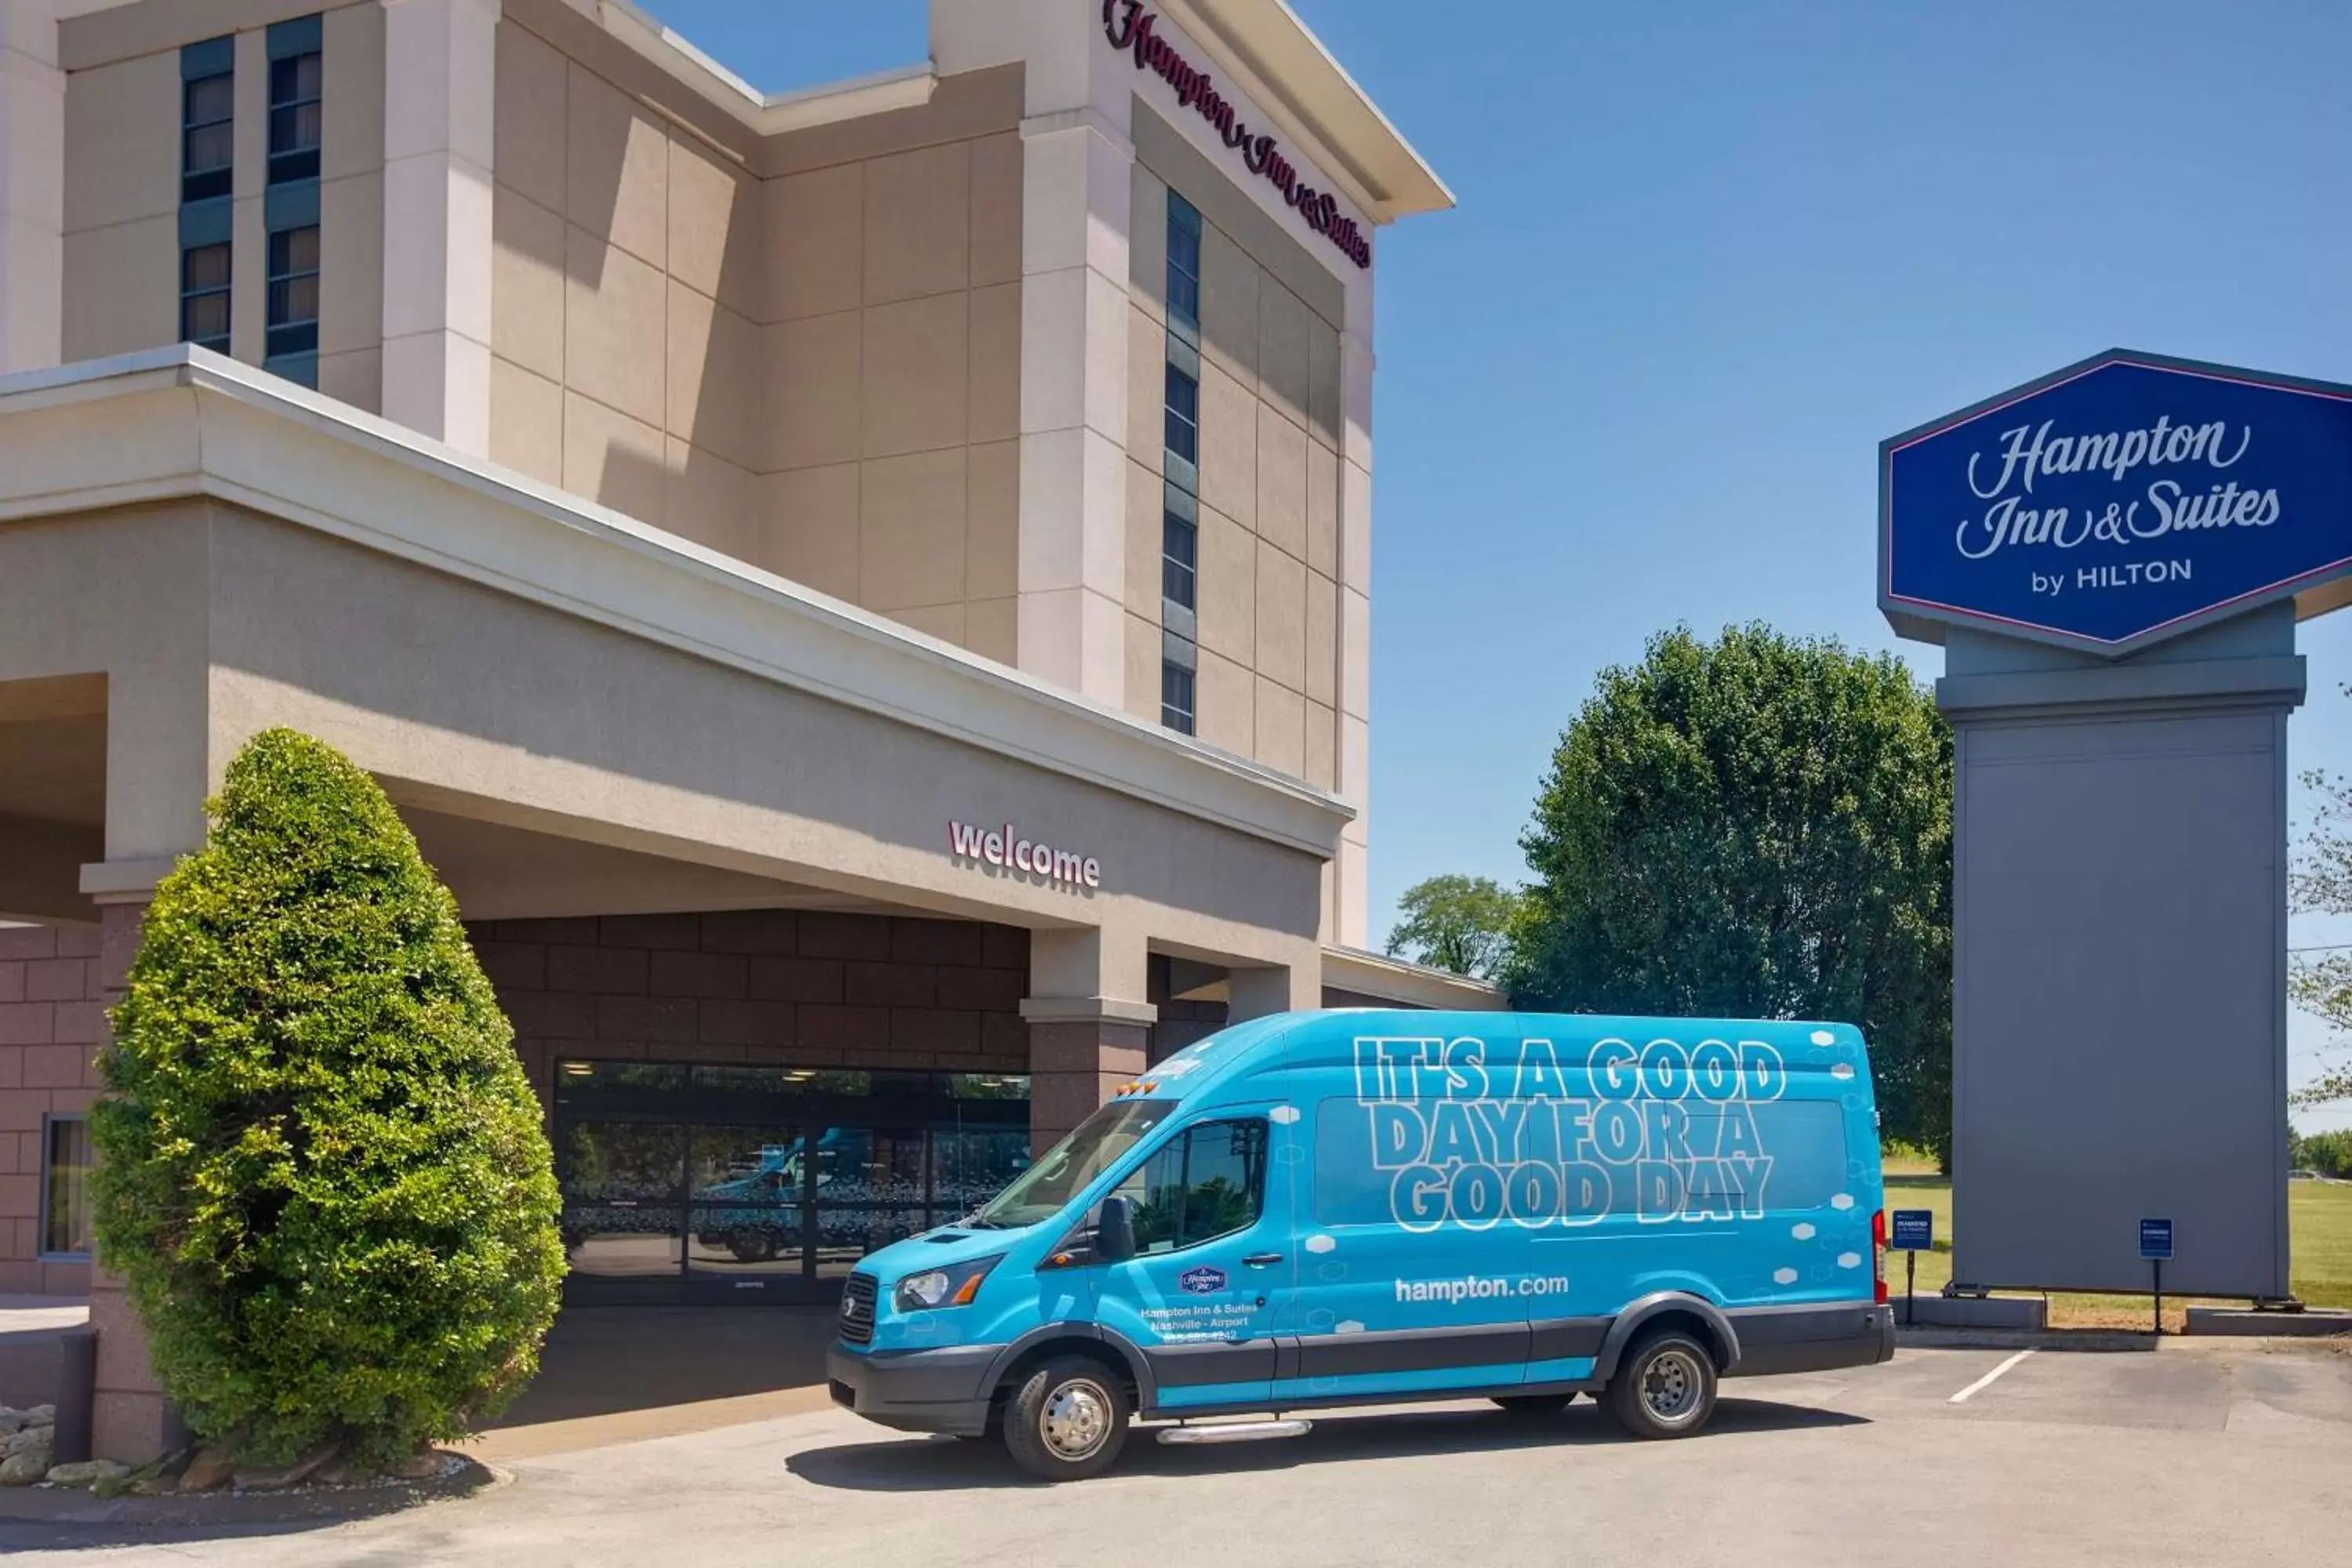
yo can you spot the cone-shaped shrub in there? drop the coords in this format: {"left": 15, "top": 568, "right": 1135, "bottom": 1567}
{"left": 91, "top": 728, "right": 564, "bottom": 1468}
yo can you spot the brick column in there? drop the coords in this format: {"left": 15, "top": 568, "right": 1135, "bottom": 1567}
{"left": 1022, "top": 1009, "right": 1151, "bottom": 1155}
{"left": 0, "top": 919, "right": 103, "bottom": 1296}
{"left": 1022, "top": 927, "right": 1152, "bottom": 1152}
{"left": 84, "top": 898, "right": 173, "bottom": 1465}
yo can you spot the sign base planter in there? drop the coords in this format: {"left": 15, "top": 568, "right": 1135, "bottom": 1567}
{"left": 1895, "top": 1296, "right": 2048, "bottom": 1331}
{"left": 2183, "top": 1308, "right": 2352, "bottom": 1338}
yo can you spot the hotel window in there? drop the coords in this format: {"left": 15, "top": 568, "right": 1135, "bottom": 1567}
{"left": 1163, "top": 354, "right": 1200, "bottom": 470}
{"left": 180, "top": 239, "right": 232, "bottom": 354}
{"left": 1160, "top": 191, "right": 1207, "bottom": 736}
{"left": 266, "top": 224, "right": 320, "bottom": 386}
{"left": 1162, "top": 482, "right": 1197, "bottom": 612}
{"left": 180, "top": 38, "right": 234, "bottom": 204}
{"left": 40, "top": 1115, "right": 93, "bottom": 1260}
{"left": 1161, "top": 639, "right": 1197, "bottom": 735}
{"left": 267, "top": 16, "right": 324, "bottom": 186}
{"left": 1167, "top": 192, "right": 1201, "bottom": 340}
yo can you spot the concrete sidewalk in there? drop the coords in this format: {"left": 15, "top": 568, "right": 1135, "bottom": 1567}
{"left": 468, "top": 1305, "right": 843, "bottom": 1462}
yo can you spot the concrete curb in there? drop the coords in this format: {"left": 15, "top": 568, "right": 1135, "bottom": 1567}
{"left": 1899, "top": 1327, "right": 2154, "bottom": 1352}
{"left": 2183, "top": 1308, "right": 2352, "bottom": 1338}
{"left": 0, "top": 1453, "right": 505, "bottom": 1530}
{"left": 1897, "top": 1326, "right": 2351, "bottom": 1354}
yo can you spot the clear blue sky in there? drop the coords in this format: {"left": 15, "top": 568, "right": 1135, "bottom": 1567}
{"left": 644, "top": 2, "right": 2352, "bottom": 1127}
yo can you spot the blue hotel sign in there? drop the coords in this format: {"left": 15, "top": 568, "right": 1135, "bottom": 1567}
{"left": 1882, "top": 350, "right": 2352, "bottom": 655}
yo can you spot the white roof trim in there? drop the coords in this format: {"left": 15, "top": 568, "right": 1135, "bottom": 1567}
{"left": 0, "top": 349, "right": 1353, "bottom": 860}
{"left": 1320, "top": 945, "right": 1506, "bottom": 1010}
{"left": 757, "top": 64, "right": 938, "bottom": 132}
{"left": 572, "top": 1, "right": 938, "bottom": 132}
{"left": 1169, "top": 0, "right": 1454, "bottom": 221}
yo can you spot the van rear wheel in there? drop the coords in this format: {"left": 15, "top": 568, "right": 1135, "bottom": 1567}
{"left": 1003, "top": 1356, "right": 1130, "bottom": 1482}
{"left": 1605, "top": 1330, "right": 1718, "bottom": 1439}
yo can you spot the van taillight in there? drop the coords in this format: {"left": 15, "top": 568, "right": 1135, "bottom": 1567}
{"left": 1871, "top": 1208, "right": 1889, "bottom": 1305}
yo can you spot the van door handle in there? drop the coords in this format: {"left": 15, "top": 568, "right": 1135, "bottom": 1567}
{"left": 1243, "top": 1252, "right": 1284, "bottom": 1267}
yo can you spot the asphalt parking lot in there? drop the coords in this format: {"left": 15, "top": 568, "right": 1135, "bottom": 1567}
{"left": 5, "top": 1339, "right": 2347, "bottom": 1566}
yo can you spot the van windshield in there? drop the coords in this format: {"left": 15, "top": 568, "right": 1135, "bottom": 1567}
{"left": 970, "top": 1100, "right": 1174, "bottom": 1229}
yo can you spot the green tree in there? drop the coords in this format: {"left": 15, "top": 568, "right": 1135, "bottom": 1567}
{"left": 2298, "top": 1128, "right": 2352, "bottom": 1178}
{"left": 1509, "top": 624, "right": 1955, "bottom": 1163}
{"left": 91, "top": 728, "right": 564, "bottom": 1469}
{"left": 1385, "top": 873, "right": 1526, "bottom": 979}
{"left": 2288, "top": 734, "right": 2352, "bottom": 1110}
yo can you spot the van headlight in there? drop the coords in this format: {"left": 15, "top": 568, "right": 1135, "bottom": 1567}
{"left": 894, "top": 1255, "right": 1002, "bottom": 1312}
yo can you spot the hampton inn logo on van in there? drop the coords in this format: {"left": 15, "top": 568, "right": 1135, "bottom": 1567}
{"left": 947, "top": 821, "right": 1102, "bottom": 890}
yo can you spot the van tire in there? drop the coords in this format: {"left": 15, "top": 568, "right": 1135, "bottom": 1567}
{"left": 1490, "top": 1393, "right": 1575, "bottom": 1414}
{"left": 1003, "top": 1356, "right": 1130, "bottom": 1482}
{"left": 1604, "top": 1330, "right": 1718, "bottom": 1439}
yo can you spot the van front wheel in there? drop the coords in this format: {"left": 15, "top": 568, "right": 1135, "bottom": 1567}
{"left": 1605, "top": 1330, "right": 1718, "bottom": 1439}
{"left": 1003, "top": 1357, "right": 1130, "bottom": 1482}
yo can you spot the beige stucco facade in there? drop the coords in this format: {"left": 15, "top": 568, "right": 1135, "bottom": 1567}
{"left": 14, "top": 0, "right": 1439, "bottom": 942}
{"left": 0, "top": 0, "right": 1479, "bottom": 1461}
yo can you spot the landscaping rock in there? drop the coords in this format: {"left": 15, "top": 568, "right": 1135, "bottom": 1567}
{"left": 2, "top": 1425, "right": 53, "bottom": 1461}
{"left": 234, "top": 1440, "right": 340, "bottom": 1493}
{"left": 45, "top": 1459, "right": 130, "bottom": 1490}
{"left": 390, "top": 1449, "right": 448, "bottom": 1481}
{"left": 178, "top": 1444, "right": 234, "bottom": 1494}
{"left": 0, "top": 1450, "right": 47, "bottom": 1486}
{"left": 0, "top": 1406, "right": 26, "bottom": 1435}
{"left": 23, "top": 1406, "right": 54, "bottom": 1427}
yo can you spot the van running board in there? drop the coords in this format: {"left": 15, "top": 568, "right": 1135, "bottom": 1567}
{"left": 1156, "top": 1419, "right": 1312, "bottom": 1445}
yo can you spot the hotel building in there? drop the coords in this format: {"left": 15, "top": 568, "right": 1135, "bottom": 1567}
{"left": 0, "top": 0, "right": 1482, "bottom": 1457}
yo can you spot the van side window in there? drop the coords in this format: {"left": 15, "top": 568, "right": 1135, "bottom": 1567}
{"left": 1115, "top": 1119, "right": 1266, "bottom": 1254}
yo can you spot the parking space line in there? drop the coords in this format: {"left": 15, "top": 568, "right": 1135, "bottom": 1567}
{"left": 1948, "top": 1349, "right": 2036, "bottom": 1404}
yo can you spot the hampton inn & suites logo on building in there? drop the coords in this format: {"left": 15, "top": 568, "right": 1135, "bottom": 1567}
{"left": 1102, "top": 1, "right": 1372, "bottom": 269}
{"left": 949, "top": 821, "right": 1102, "bottom": 890}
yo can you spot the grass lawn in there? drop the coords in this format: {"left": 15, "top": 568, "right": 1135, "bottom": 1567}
{"left": 1878, "top": 1155, "right": 2352, "bottom": 1330}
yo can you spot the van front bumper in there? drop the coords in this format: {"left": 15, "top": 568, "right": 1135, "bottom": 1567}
{"left": 826, "top": 1344, "right": 999, "bottom": 1437}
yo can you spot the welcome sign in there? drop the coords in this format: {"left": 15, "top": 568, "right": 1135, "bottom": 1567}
{"left": 1881, "top": 350, "right": 2352, "bottom": 654}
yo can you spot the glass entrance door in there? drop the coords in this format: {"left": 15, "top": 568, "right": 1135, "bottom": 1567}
{"left": 553, "top": 1059, "right": 1032, "bottom": 1305}
{"left": 561, "top": 1120, "right": 686, "bottom": 1305}
{"left": 686, "top": 1123, "right": 816, "bottom": 1304}
{"left": 809, "top": 1123, "right": 931, "bottom": 1287}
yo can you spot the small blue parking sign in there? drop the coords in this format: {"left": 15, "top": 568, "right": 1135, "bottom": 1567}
{"left": 1891, "top": 1210, "right": 1933, "bottom": 1251}
{"left": 2139, "top": 1218, "right": 2174, "bottom": 1261}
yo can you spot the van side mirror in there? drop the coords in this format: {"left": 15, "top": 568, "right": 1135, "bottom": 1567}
{"left": 1095, "top": 1196, "right": 1138, "bottom": 1263}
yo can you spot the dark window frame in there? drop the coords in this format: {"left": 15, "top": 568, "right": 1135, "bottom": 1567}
{"left": 1161, "top": 510, "right": 1196, "bottom": 610}
{"left": 180, "top": 241, "right": 233, "bottom": 354}
{"left": 1163, "top": 360, "right": 1199, "bottom": 466}
{"left": 266, "top": 223, "right": 320, "bottom": 369}
{"left": 38, "top": 1112, "right": 93, "bottom": 1261}
{"left": 181, "top": 67, "right": 234, "bottom": 203}
{"left": 267, "top": 49, "right": 324, "bottom": 185}
{"left": 1160, "top": 659, "right": 1196, "bottom": 735}
{"left": 1167, "top": 191, "right": 1202, "bottom": 335}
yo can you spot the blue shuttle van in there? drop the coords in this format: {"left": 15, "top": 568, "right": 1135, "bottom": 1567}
{"left": 827, "top": 1011, "right": 1895, "bottom": 1479}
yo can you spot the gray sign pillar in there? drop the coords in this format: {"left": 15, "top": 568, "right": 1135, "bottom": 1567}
{"left": 1940, "top": 604, "right": 2302, "bottom": 1297}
